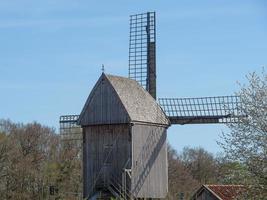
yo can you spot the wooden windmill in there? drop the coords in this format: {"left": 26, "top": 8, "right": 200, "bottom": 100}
{"left": 59, "top": 12, "right": 244, "bottom": 200}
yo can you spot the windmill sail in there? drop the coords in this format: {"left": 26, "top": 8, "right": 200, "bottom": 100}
{"left": 59, "top": 115, "right": 82, "bottom": 141}
{"left": 158, "top": 96, "right": 245, "bottom": 124}
{"left": 129, "top": 12, "right": 156, "bottom": 99}
{"left": 59, "top": 12, "right": 246, "bottom": 142}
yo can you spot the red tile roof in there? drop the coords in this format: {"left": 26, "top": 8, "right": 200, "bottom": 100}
{"left": 205, "top": 185, "right": 245, "bottom": 200}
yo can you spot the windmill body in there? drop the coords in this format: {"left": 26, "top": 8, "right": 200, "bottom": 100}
{"left": 78, "top": 73, "right": 169, "bottom": 199}
{"left": 59, "top": 12, "right": 244, "bottom": 200}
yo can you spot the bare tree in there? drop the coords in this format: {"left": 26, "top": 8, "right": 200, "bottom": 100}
{"left": 167, "top": 145, "right": 201, "bottom": 200}
{"left": 179, "top": 146, "right": 218, "bottom": 184}
{"left": 0, "top": 120, "right": 64, "bottom": 200}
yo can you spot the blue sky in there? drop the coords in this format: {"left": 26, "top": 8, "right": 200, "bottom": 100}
{"left": 0, "top": 0, "right": 266, "bottom": 154}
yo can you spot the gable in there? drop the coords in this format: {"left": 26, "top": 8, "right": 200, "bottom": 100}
{"left": 200, "top": 188, "right": 219, "bottom": 200}
{"left": 78, "top": 74, "right": 130, "bottom": 126}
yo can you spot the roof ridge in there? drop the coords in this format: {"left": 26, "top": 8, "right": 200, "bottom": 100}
{"left": 105, "top": 73, "right": 136, "bottom": 81}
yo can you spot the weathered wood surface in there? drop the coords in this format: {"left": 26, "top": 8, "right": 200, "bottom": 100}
{"left": 131, "top": 123, "right": 168, "bottom": 198}
{"left": 78, "top": 73, "right": 169, "bottom": 126}
{"left": 79, "top": 75, "right": 130, "bottom": 126}
{"left": 83, "top": 124, "right": 131, "bottom": 198}
{"left": 79, "top": 74, "right": 170, "bottom": 199}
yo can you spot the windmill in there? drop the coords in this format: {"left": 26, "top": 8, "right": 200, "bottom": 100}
{"left": 59, "top": 12, "right": 244, "bottom": 199}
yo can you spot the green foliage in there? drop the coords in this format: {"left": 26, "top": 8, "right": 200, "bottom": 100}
{"left": 217, "top": 160, "right": 250, "bottom": 184}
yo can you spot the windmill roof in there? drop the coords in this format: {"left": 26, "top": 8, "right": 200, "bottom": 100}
{"left": 78, "top": 73, "right": 169, "bottom": 126}
{"left": 192, "top": 185, "right": 246, "bottom": 200}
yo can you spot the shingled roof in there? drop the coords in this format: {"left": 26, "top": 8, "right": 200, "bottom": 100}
{"left": 78, "top": 73, "right": 169, "bottom": 126}
{"left": 191, "top": 185, "right": 246, "bottom": 200}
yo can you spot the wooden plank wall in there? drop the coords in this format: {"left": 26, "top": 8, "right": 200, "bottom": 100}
{"left": 131, "top": 123, "right": 168, "bottom": 198}
{"left": 80, "top": 77, "right": 130, "bottom": 126}
{"left": 83, "top": 124, "right": 131, "bottom": 198}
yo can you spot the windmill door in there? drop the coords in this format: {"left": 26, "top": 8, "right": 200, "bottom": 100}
{"left": 100, "top": 128, "right": 114, "bottom": 187}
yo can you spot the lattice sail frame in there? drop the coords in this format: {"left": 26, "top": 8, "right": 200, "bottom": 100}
{"left": 158, "top": 96, "right": 245, "bottom": 124}
{"left": 59, "top": 115, "right": 82, "bottom": 141}
{"left": 129, "top": 12, "right": 156, "bottom": 98}
{"left": 59, "top": 12, "right": 247, "bottom": 142}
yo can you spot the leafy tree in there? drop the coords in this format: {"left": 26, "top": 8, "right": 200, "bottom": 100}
{"left": 219, "top": 68, "right": 267, "bottom": 199}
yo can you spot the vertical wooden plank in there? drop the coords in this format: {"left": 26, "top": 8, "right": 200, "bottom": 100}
{"left": 131, "top": 123, "right": 168, "bottom": 198}
{"left": 81, "top": 78, "right": 130, "bottom": 125}
{"left": 83, "top": 124, "right": 132, "bottom": 198}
